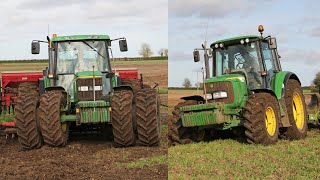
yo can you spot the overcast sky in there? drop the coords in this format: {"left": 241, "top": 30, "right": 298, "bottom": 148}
{"left": 169, "top": 0, "right": 320, "bottom": 87}
{"left": 0, "top": 0, "right": 168, "bottom": 60}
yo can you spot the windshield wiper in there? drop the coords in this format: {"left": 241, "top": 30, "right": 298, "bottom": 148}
{"left": 81, "top": 40, "right": 105, "bottom": 58}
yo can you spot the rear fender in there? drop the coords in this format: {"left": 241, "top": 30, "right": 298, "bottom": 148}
{"left": 272, "top": 71, "right": 300, "bottom": 99}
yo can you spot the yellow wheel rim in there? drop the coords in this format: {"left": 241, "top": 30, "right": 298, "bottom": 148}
{"left": 293, "top": 92, "right": 304, "bottom": 130}
{"left": 265, "top": 106, "right": 276, "bottom": 136}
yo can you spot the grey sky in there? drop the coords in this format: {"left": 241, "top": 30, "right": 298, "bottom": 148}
{"left": 169, "top": 0, "right": 320, "bottom": 87}
{"left": 0, "top": 0, "right": 168, "bottom": 60}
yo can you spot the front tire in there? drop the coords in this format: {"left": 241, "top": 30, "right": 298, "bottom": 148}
{"left": 111, "top": 90, "right": 136, "bottom": 147}
{"left": 168, "top": 100, "right": 198, "bottom": 146}
{"left": 244, "top": 93, "right": 280, "bottom": 145}
{"left": 38, "top": 91, "right": 68, "bottom": 147}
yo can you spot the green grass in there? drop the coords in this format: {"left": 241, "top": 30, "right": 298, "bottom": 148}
{"left": 0, "top": 110, "right": 15, "bottom": 124}
{"left": 169, "top": 129, "right": 320, "bottom": 179}
{"left": 117, "top": 155, "right": 167, "bottom": 168}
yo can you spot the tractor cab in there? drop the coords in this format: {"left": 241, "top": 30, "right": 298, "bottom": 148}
{"left": 32, "top": 34, "right": 128, "bottom": 102}
{"left": 194, "top": 25, "right": 281, "bottom": 91}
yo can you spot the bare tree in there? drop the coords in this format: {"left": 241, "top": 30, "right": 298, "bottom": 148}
{"left": 183, "top": 78, "right": 192, "bottom": 88}
{"left": 158, "top": 48, "right": 168, "bottom": 57}
{"left": 139, "top": 43, "right": 153, "bottom": 57}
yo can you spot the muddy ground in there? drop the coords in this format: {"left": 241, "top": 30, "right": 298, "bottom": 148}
{"left": 0, "top": 113, "right": 168, "bottom": 180}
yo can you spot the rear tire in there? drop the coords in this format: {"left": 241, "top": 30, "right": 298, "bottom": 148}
{"left": 111, "top": 90, "right": 135, "bottom": 147}
{"left": 283, "top": 79, "right": 307, "bottom": 139}
{"left": 38, "top": 91, "right": 68, "bottom": 147}
{"left": 15, "top": 93, "right": 42, "bottom": 150}
{"left": 244, "top": 93, "right": 280, "bottom": 145}
{"left": 136, "top": 89, "right": 160, "bottom": 146}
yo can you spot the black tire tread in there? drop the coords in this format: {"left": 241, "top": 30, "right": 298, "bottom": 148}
{"left": 243, "top": 93, "right": 280, "bottom": 145}
{"left": 111, "top": 90, "right": 135, "bottom": 147}
{"left": 136, "top": 89, "right": 160, "bottom": 146}
{"left": 15, "top": 93, "right": 42, "bottom": 150}
{"left": 38, "top": 91, "right": 68, "bottom": 147}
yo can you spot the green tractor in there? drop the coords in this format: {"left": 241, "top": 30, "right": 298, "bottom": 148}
{"left": 169, "top": 25, "right": 308, "bottom": 145}
{"left": 15, "top": 34, "right": 160, "bottom": 150}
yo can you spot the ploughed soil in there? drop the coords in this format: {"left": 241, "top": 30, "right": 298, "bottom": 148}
{"left": 0, "top": 113, "right": 168, "bottom": 180}
{"left": 114, "top": 61, "right": 168, "bottom": 89}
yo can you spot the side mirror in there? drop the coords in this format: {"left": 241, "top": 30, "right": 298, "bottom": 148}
{"left": 106, "top": 72, "right": 115, "bottom": 78}
{"left": 268, "top": 38, "right": 277, "bottom": 49}
{"left": 119, "top": 39, "right": 128, "bottom": 52}
{"left": 31, "top": 42, "right": 40, "bottom": 54}
{"left": 193, "top": 50, "right": 200, "bottom": 62}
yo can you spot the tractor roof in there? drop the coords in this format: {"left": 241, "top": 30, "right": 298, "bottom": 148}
{"left": 52, "top": 35, "right": 110, "bottom": 42}
{"left": 210, "top": 35, "right": 261, "bottom": 48}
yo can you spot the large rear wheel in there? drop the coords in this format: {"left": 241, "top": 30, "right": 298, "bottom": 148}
{"left": 15, "top": 93, "right": 42, "bottom": 150}
{"left": 244, "top": 93, "right": 280, "bottom": 145}
{"left": 136, "top": 89, "right": 160, "bottom": 146}
{"left": 283, "top": 79, "right": 307, "bottom": 139}
{"left": 38, "top": 91, "right": 68, "bottom": 147}
{"left": 111, "top": 90, "right": 136, "bottom": 147}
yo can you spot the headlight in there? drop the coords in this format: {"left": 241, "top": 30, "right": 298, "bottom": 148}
{"left": 213, "top": 91, "right": 227, "bottom": 99}
{"left": 78, "top": 86, "right": 89, "bottom": 91}
{"left": 205, "top": 93, "right": 212, "bottom": 100}
{"left": 214, "top": 44, "right": 219, "bottom": 48}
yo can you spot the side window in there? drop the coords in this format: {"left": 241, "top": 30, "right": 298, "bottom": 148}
{"left": 261, "top": 42, "right": 275, "bottom": 88}
{"left": 216, "top": 51, "right": 223, "bottom": 76}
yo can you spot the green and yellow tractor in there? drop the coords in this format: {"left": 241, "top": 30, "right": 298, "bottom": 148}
{"left": 169, "top": 25, "right": 308, "bottom": 145}
{"left": 15, "top": 34, "right": 160, "bottom": 150}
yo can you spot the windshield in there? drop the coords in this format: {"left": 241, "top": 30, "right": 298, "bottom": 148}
{"left": 213, "top": 42, "right": 263, "bottom": 89}
{"left": 56, "top": 40, "right": 110, "bottom": 74}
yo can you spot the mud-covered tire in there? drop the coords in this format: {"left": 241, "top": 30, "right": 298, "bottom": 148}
{"left": 15, "top": 93, "right": 42, "bottom": 150}
{"left": 121, "top": 78, "right": 141, "bottom": 94}
{"left": 168, "top": 100, "right": 198, "bottom": 146}
{"left": 38, "top": 91, "right": 68, "bottom": 147}
{"left": 244, "top": 93, "right": 280, "bottom": 145}
{"left": 283, "top": 79, "right": 308, "bottom": 139}
{"left": 18, "top": 82, "right": 37, "bottom": 97}
{"left": 111, "top": 90, "right": 135, "bottom": 147}
{"left": 136, "top": 89, "right": 160, "bottom": 146}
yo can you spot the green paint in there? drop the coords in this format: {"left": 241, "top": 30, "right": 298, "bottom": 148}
{"left": 180, "top": 74, "right": 248, "bottom": 129}
{"left": 52, "top": 35, "right": 110, "bottom": 42}
{"left": 76, "top": 71, "right": 103, "bottom": 77}
{"left": 61, "top": 114, "right": 76, "bottom": 122}
{"left": 271, "top": 71, "right": 288, "bottom": 99}
{"left": 77, "top": 101, "right": 111, "bottom": 123}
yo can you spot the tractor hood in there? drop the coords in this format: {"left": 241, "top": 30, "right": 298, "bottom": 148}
{"left": 204, "top": 74, "right": 248, "bottom": 108}
{"left": 205, "top": 74, "right": 246, "bottom": 84}
{"left": 76, "top": 71, "right": 103, "bottom": 78}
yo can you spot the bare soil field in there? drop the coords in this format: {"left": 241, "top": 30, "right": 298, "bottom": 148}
{"left": 0, "top": 60, "right": 168, "bottom": 180}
